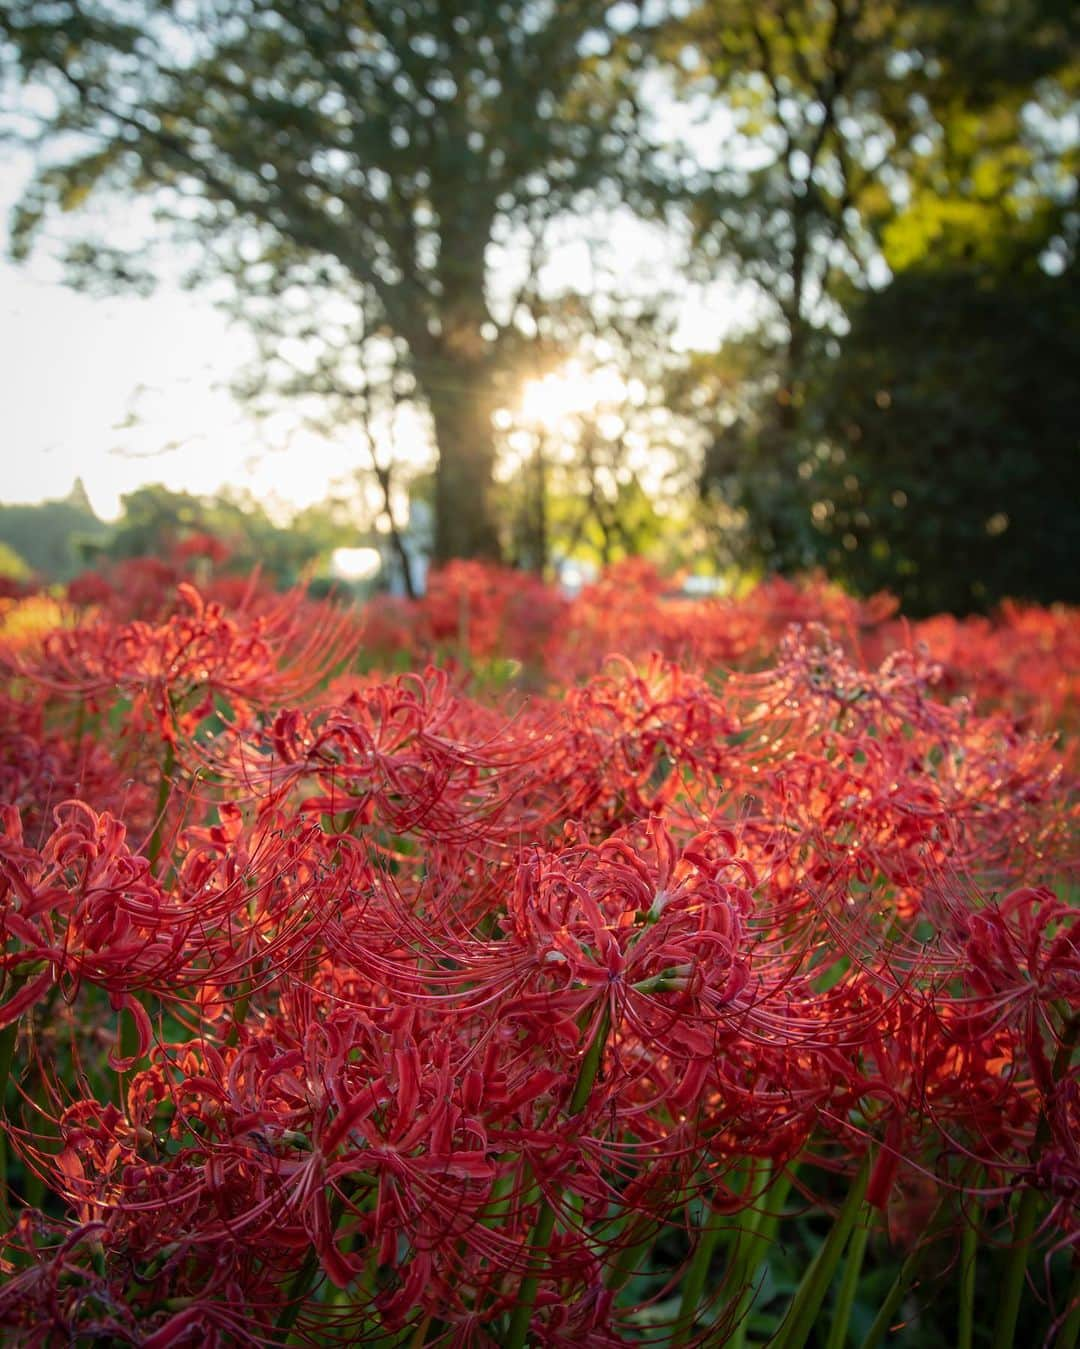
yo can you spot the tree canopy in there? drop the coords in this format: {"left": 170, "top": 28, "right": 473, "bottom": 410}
{"left": 683, "top": 0, "right": 1078, "bottom": 602}
{"left": 807, "top": 262, "right": 1080, "bottom": 614}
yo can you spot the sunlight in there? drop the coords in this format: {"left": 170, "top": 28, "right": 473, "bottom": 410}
{"left": 331, "top": 546, "right": 382, "bottom": 582}
{"left": 519, "top": 360, "right": 627, "bottom": 431}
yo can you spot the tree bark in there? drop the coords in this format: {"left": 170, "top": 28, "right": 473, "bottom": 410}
{"left": 425, "top": 364, "right": 502, "bottom": 565}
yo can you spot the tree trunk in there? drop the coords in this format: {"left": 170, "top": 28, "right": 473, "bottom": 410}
{"left": 426, "top": 366, "right": 502, "bottom": 565}
{"left": 781, "top": 206, "right": 809, "bottom": 437}
{"left": 371, "top": 462, "right": 418, "bottom": 599}
{"left": 532, "top": 430, "right": 548, "bottom": 577}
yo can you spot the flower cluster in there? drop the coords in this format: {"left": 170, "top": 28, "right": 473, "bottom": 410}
{"left": 0, "top": 555, "right": 1076, "bottom": 1346}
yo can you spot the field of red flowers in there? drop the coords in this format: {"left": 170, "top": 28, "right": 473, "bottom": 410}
{"left": 0, "top": 551, "right": 1077, "bottom": 1346}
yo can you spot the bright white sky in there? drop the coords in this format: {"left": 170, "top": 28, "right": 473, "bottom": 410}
{"left": 0, "top": 257, "right": 397, "bottom": 521}
{"left": 0, "top": 118, "right": 745, "bottom": 522}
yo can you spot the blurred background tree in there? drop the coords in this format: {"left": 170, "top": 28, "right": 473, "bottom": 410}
{"left": 0, "top": 478, "right": 371, "bottom": 588}
{"left": 87, "top": 482, "right": 360, "bottom": 586}
{"left": 807, "top": 263, "right": 1080, "bottom": 614}
{"left": 681, "top": 0, "right": 1078, "bottom": 607}
{"left": 0, "top": 0, "right": 667, "bottom": 562}
{"left": 0, "top": 479, "right": 108, "bottom": 581}
{"left": 493, "top": 268, "right": 704, "bottom": 575}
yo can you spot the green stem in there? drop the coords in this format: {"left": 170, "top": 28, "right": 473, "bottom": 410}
{"left": 744, "top": 1167, "right": 793, "bottom": 1268}
{"left": 148, "top": 740, "right": 175, "bottom": 870}
{"left": 672, "top": 1197, "right": 728, "bottom": 1347}
{"left": 226, "top": 978, "right": 253, "bottom": 1048}
{"left": 118, "top": 993, "right": 152, "bottom": 1111}
{"left": 826, "top": 1219, "right": 870, "bottom": 1349}
{"left": 730, "top": 1167, "right": 793, "bottom": 1349}
{"left": 993, "top": 1015, "right": 1079, "bottom": 1349}
{"left": 406, "top": 1312, "right": 432, "bottom": 1347}
{"left": 278, "top": 1246, "right": 322, "bottom": 1338}
{"left": 859, "top": 1242, "right": 925, "bottom": 1349}
{"left": 774, "top": 1153, "right": 871, "bottom": 1349}
{"left": 992, "top": 1185, "right": 1040, "bottom": 1349}
{"left": 0, "top": 1008, "right": 20, "bottom": 1105}
{"left": 957, "top": 1211, "right": 978, "bottom": 1349}
{"left": 1058, "top": 1260, "right": 1080, "bottom": 1349}
{"left": 505, "top": 1202, "right": 558, "bottom": 1349}
{"left": 478, "top": 1158, "right": 516, "bottom": 1231}
{"left": 567, "top": 1005, "right": 611, "bottom": 1116}
{"left": 605, "top": 1210, "right": 664, "bottom": 1294}
{"left": 0, "top": 1017, "right": 18, "bottom": 1230}
{"left": 504, "top": 1004, "right": 611, "bottom": 1349}
{"left": 606, "top": 1165, "right": 717, "bottom": 1297}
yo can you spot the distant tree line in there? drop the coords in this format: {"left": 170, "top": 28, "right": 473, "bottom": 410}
{"left": 0, "top": 482, "right": 361, "bottom": 588}
{"left": 0, "top": 480, "right": 107, "bottom": 581}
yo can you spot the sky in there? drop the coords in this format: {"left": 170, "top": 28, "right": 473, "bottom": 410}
{"left": 0, "top": 256, "right": 403, "bottom": 521}
{"left": 0, "top": 107, "right": 745, "bottom": 523}
{"left": 0, "top": 147, "right": 425, "bottom": 522}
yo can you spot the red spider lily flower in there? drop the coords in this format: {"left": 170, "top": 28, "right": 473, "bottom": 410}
{"left": 0, "top": 688, "right": 154, "bottom": 840}
{"left": 492, "top": 817, "right": 758, "bottom": 1075}
{"left": 421, "top": 560, "right": 569, "bottom": 668}
{"left": 9, "top": 580, "right": 360, "bottom": 747}
{"left": 932, "top": 886, "right": 1080, "bottom": 1062}
{"left": 550, "top": 655, "right": 739, "bottom": 828}
{"left": 2, "top": 546, "right": 1076, "bottom": 1343}
{"left": 0, "top": 800, "right": 182, "bottom": 1014}
{"left": 0, "top": 798, "right": 324, "bottom": 1030}
{"left": 225, "top": 667, "right": 545, "bottom": 845}
{"left": 174, "top": 531, "right": 232, "bottom": 567}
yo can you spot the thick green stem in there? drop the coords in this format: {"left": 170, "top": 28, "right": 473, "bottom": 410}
{"left": 406, "top": 1312, "right": 432, "bottom": 1347}
{"left": 118, "top": 1003, "right": 139, "bottom": 1109}
{"left": 278, "top": 1246, "right": 322, "bottom": 1338}
{"left": 478, "top": 1158, "right": 516, "bottom": 1232}
{"left": 826, "top": 1219, "right": 870, "bottom": 1349}
{"left": 957, "top": 1211, "right": 978, "bottom": 1349}
{"left": 993, "top": 1015, "right": 1079, "bottom": 1349}
{"left": 567, "top": 1006, "right": 610, "bottom": 1116}
{"left": 774, "top": 1153, "right": 871, "bottom": 1349}
{"left": 991, "top": 1185, "right": 1040, "bottom": 1349}
{"left": 505, "top": 1202, "right": 558, "bottom": 1349}
{"left": 672, "top": 1197, "right": 728, "bottom": 1347}
{"left": 730, "top": 1167, "right": 793, "bottom": 1349}
{"left": 504, "top": 1004, "right": 611, "bottom": 1349}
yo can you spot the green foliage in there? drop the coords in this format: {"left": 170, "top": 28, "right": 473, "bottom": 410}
{"left": 0, "top": 481, "right": 107, "bottom": 581}
{"left": 684, "top": 0, "right": 1078, "bottom": 606}
{"left": 0, "top": 541, "right": 31, "bottom": 582}
{"left": 3, "top": 2, "right": 1076, "bottom": 594}
{"left": 495, "top": 311, "right": 705, "bottom": 573}
{"left": 97, "top": 483, "right": 359, "bottom": 587}
{"left": 680, "top": 0, "right": 1077, "bottom": 336}
{"left": 807, "top": 264, "right": 1080, "bottom": 614}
